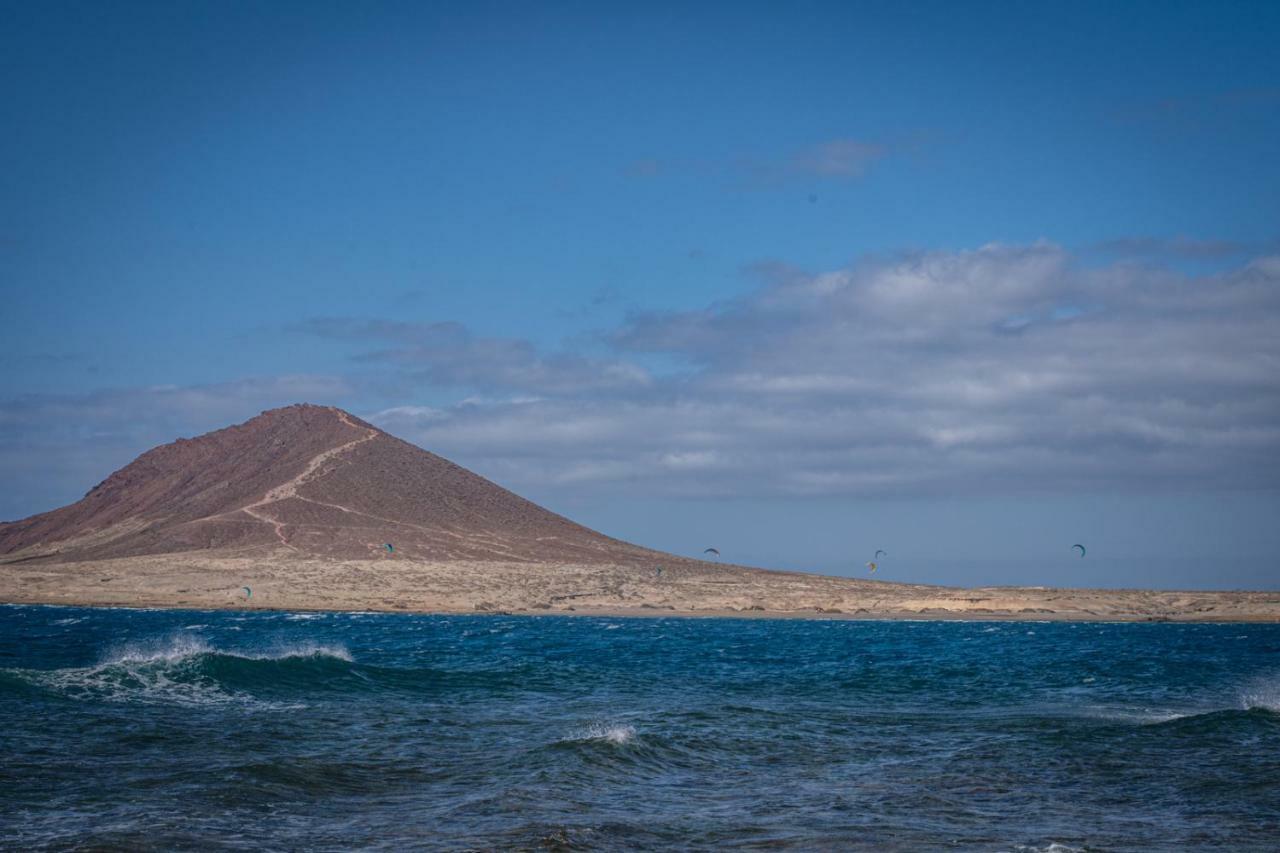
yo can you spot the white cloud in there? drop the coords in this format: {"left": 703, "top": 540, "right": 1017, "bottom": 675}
{"left": 368, "top": 243, "right": 1280, "bottom": 498}
{"left": 6, "top": 243, "right": 1278, "bottom": 519}
{"left": 300, "top": 317, "right": 652, "bottom": 394}
{"left": 791, "top": 139, "right": 886, "bottom": 178}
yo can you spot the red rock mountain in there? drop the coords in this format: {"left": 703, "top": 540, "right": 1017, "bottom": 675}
{"left": 0, "top": 404, "right": 670, "bottom": 565}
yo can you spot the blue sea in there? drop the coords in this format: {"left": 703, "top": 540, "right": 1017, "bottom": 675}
{"left": 2, "top": 606, "right": 1278, "bottom": 851}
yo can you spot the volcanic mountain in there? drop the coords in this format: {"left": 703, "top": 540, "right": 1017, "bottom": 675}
{"left": 0, "top": 404, "right": 668, "bottom": 566}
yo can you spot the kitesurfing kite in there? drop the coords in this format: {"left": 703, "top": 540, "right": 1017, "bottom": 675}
{"left": 1072, "top": 543, "right": 1086, "bottom": 558}
{"left": 242, "top": 586, "right": 252, "bottom": 599}
{"left": 875, "top": 549, "right": 887, "bottom": 559}
{"left": 704, "top": 547, "right": 720, "bottom": 557}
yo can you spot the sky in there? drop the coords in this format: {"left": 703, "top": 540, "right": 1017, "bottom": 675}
{"left": 2, "top": 1, "right": 1278, "bottom": 588}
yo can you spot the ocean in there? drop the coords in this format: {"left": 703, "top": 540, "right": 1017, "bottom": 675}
{"left": 1, "top": 606, "right": 1277, "bottom": 851}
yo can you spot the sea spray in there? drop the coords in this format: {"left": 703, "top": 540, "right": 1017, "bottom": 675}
{"left": 1239, "top": 673, "right": 1280, "bottom": 713}
{"left": 565, "top": 722, "right": 638, "bottom": 746}
{"left": 6, "top": 633, "right": 349, "bottom": 708}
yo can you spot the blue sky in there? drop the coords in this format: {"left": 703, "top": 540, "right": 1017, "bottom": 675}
{"left": 2, "top": 1, "right": 1278, "bottom": 588}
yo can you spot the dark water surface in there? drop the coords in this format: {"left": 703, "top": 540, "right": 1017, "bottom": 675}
{"left": 2, "top": 606, "right": 1278, "bottom": 851}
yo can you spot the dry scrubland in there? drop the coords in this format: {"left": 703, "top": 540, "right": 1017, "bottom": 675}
{"left": 5, "top": 552, "right": 1279, "bottom": 622}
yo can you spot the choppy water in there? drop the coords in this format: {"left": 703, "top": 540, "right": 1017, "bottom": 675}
{"left": 2, "top": 606, "right": 1278, "bottom": 851}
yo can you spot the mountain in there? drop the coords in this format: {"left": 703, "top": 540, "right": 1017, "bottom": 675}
{"left": 0, "top": 404, "right": 669, "bottom": 565}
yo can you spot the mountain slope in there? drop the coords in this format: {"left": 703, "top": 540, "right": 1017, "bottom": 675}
{"left": 0, "top": 404, "right": 668, "bottom": 565}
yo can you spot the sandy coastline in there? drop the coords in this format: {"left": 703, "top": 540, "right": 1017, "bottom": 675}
{"left": 4, "top": 552, "right": 1278, "bottom": 622}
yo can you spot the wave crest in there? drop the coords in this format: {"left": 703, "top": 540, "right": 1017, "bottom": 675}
{"left": 1240, "top": 676, "right": 1280, "bottom": 713}
{"left": 565, "top": 723, "right": 637, "bottom": 746}
{"left": 101, "top": 635, "right": 352, "bottom": 666}
{"left": 7, "top": 634, "right": 352, "bottom": 708}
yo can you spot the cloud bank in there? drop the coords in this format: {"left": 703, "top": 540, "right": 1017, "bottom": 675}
{"left": 365, "top": 244, "right": 1280, "bottom": 498}
{"left": 4, "top": 243, "right": 1277, "bottom": 518}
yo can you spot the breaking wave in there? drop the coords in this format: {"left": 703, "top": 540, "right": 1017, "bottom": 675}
{"left": 1069, "top": 676, "right": 1280, "bottom": 727}
{"left": 564, "top": 722, "right": 637, "bottom": 746}
{"left": 1239, "top": 674, "right": 1280, "bottom": 713}
{"left": 4, "top": 634, "right": 352, "bottom": 708}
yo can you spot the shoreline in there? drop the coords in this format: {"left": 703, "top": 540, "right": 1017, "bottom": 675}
{"left": 8, "top": 598, "right": 1280, "bottom": 624}
{"left": 4, "top": 553, "right": 1279, "bottom": 624}
{"left": 5, "top": 596, "right": 1279, "bottom": 626}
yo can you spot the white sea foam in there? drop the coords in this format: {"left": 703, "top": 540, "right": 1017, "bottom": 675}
{"left": 1077, "top": 673, "right": 1280, "bottom": 722}
{"left": 1070, "top": 701, "right": 1198, "bottom": 725}
{"left": 1134, "top": 709, "right": 1194, "bottom": 724}
{"left": 103, "top": 634, "right": 213, "bottom": 665}
{"left": 1077, "top": 685, "right": 1280, "bottom": 725}
{"left": 11, "top": 650, "right": 242, "bottom": 709}
{"left": 99, "top": 634, "right": 353, "bottom": 664}
{"left": 250, "top": 641, "right": 353, "bottom": 662}
{"left": 566, "top": 723, "right": 636, "bottom": 745}
{"left": 1240, "top": 675, "right": 1280, "bottom": 712}
{"left": 16, "top": 661, "right": 242, "bottom": 708}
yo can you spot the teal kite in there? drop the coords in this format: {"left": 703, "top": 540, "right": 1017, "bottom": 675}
{"left": 384, "top": 543, "right": 394, "bottom": 553}
{"left": 1072, "top": 544, "right": 1086, "bottom": 558}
